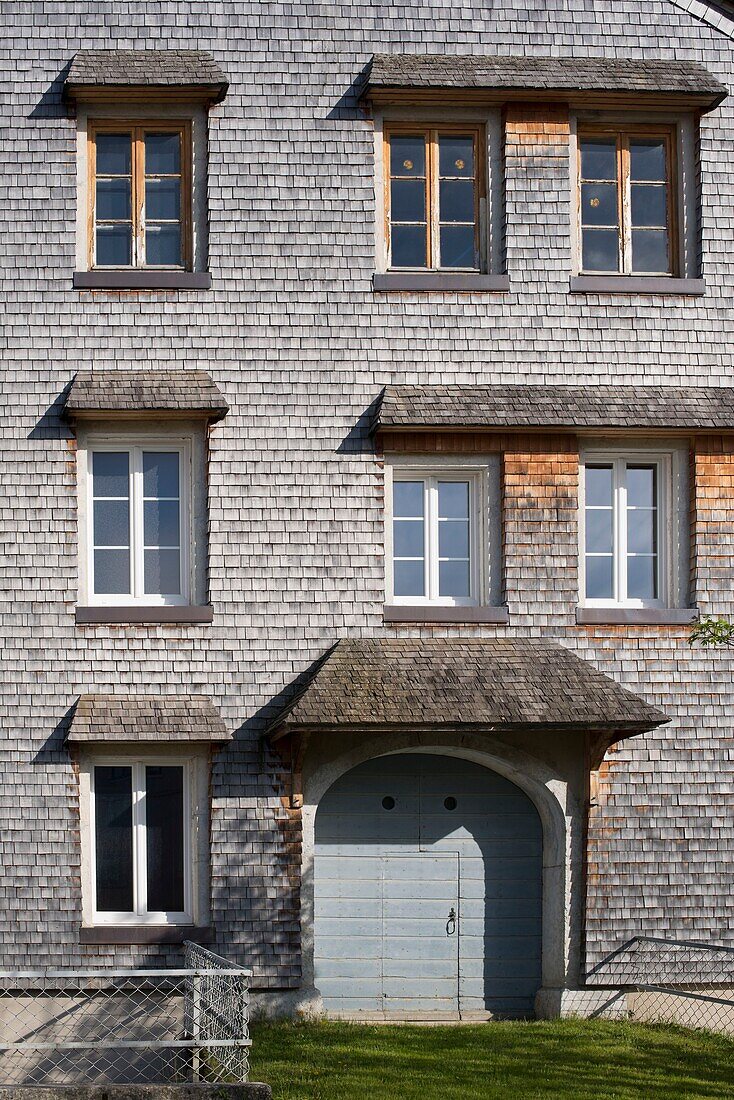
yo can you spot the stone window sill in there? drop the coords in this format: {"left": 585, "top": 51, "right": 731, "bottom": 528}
{"left": 576, "top": 606, "right": 699, "bottom": 625}
{"left": 373, "top": 272, "right": 510, "bottom": 293}
{"left": 570, "top": 276, "right": 705, "bottom": 296}
{"left": 74, "top": 271, "right": 212, "bottom": 290}
{"left": 76, "top": 605, "right": 214, "bottom": 625}
{"left": 79, "top": 925, "right": 213, "bottom": 946}
{"left": 384, "top": 605, "right": 510, "bottom": 624}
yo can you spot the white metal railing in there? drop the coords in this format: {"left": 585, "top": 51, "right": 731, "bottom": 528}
{"left": 0, "top": 942, "right": 251, "bottom": 1086}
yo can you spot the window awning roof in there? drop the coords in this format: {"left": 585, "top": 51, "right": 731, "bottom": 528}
{"left": 66, "top": 694, "right": 231, "bottom": 744}
{"left": 63, "top": 369, "right": 229, "bottom": 422}
{"left": 64, "top": 50, "right": 229, "bottom": 104}
{"left": 375, "top": 384, "right": 734, "bottom": 434}
{"left": 361, "top": 53, "right": 727, "bottom": 111}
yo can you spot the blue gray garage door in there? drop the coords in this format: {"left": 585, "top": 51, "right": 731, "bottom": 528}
{"left": 314, "top": 753, "right": 543, "bottom": 1018}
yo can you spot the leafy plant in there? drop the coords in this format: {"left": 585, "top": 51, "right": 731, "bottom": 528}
{"left": 689, "top": 616, "right": 734, "bottom": 648}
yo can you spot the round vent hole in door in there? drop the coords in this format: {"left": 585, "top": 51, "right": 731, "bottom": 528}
{"left": 382, "top": 796, "right": 396, "bottom": 810}
{"left": 444, "top": 797, "right": 457, "bottom": 811}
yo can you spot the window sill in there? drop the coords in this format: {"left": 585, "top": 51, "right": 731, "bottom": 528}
{"left": 576, "top": 606, "right": 699, "bottom": 625}
{"left": 570, "top": 276, "right": 705, "bottom": 296}
{"left": 384, "top": 605, "right": 510, "bottom": 624}
{"left": 73, "top": 271, "right": 212, "bottom": 290}
{"left": 75, "top": 605, "right": 214, "bottom": 625}
{"left": 373, "top": 272, "right": 510, "bottom": 293}
{"left": 79, "top": 925, "right": 213, "bottom": 946}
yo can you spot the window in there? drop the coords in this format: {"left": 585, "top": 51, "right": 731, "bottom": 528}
{"left": 88, "top": 444, "right": 189, "bottom": 605}
{"left": 581, "top": 456, "right": 669, "bottom": 607}
{"left": 89, "top": 122, "right": 191, "bottom": 269}
{"left": 384, "top": 126, "right": 484, "bottom": 270}
{"left": 90, "top": 759, "right": 192, "bottom": 924}
{"left": 578, "top": 128, "right": 675, "bottom": 275}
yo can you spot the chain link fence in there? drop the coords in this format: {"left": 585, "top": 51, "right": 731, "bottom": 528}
{"left": 0, "top": 942, "right": 251, "bottom": 1086}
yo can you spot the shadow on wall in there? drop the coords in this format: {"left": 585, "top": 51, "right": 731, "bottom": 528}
{"left": 27, "top": 380, "right": 75, "bottom": 441}
{"left": 28, "top": 61, "right": 73, "bottom": 119}
{"left": 335, "top": 393, "right": 383, "bottom": 455}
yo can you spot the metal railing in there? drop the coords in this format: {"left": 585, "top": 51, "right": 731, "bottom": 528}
{"left": 0, "top": 942, "right": 251, "bottom": 1086}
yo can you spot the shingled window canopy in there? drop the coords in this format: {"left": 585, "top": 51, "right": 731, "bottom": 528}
{"left": 63, "top": 369, "right": 228, "bottom": 423}
{"left": 64, "top": 50, "right": 229, "bottom": 105}
{"left": 66, "top": 694, "right": 231, "bottom": 744}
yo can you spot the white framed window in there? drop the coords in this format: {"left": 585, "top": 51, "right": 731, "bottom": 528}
{"left": 87, "top": 442, "right": 190, "bottom": 605}
{"left": 88, "top": 756, "right": 193, "bottom": 926}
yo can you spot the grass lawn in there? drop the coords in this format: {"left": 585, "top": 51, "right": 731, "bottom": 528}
{"left": 249, "top": 1018, "right": 734, "bottom": 1100}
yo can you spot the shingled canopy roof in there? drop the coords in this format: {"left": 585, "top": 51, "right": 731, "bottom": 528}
{"left": 66, "top": 694, "right": 231, "bottom": 744}
{"left": 268, "top": 639, "right": 668, "bottom": 751}
{"left": 65, "top": 50, "right": 229, "bottom": 104}
{"left": 361, "top": 53, "right": 727, "bottom": 110}
{"left": 64, "top": 369, "right": 228, "bottom": 421}
{"left": 376, "top": 384, "right": 734, "bottom": 433}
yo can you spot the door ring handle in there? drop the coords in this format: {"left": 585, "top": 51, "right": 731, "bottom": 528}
{"left": 446, "top": 907, "right": 456, "bottom": 935}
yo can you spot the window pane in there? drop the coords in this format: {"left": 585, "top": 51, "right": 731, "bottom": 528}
{"left": 144, "top": 499, "right": 180, "bottom": 547}
{"left": 394, "top": 481, "right": 424, "bottom": 518}
{"left": 631, "top": 229, "right": 669, "bottom": 273}
{"left": 94, "top": 766, "right": 133, "bottom": 913}
{"left": 581, "top": 228, "right": 619, "bottom": 272}
{"left": 627, "top": 554, "right": 657, "bottom": 600}
{"left": 93, "top": 452, "right": 129, "bottom": 497}
{"left": 145, "top": 133, "right": 181, "bottom": 175}
{"left": 585, "top": 466, "right": 613, "bottom": 507}
{"left": 580, "top": 183, "right": 617, "bottom": 227}
{"left": 586, "top": 555, "right": 614, "bottom": 600}
{"left": 94, "top": 549, "right": 130, "bottom": 594}
{"left": 439, "top": 224, "right": 475, "bottom": 268}
{"left": 629, "top": 139, "right": 666, "bottom": 182}
{"left": 146, "top": 766, "right": 185, "bottom": 913}
{"left": 439, "top": 519, "right": 469, "bottom": 558}
{"left": 96, "top": 178, "right": 131, "bottom": 221}
{"left": 585, "top": 508, "right": 613, "bottom": 554}
{"left": 627, "top": 465, "right": 656, "bottom": 508}
{"left": 391, "top": 224, "right": 427, "bottom": 267}
{"left": 438, "top": 135, "right": 474, "bottom": 178}
{"left": 439, "top": 180, "right": 475, "bottom": 223}
{"left": 628, "top": 509, "right": 655, "bottom": 555}
{"left": 439, "top": 559, "right": 470, "bottom": 598}
{"left": 390, "top": 178, "right": 425, "bottom": 222}
{"left": 631, "top": 184, "right": 667, "bottom": 227}
{"left": 394, "top": 559, "right": 425, "bottom": 598}
{"left": 94, "top": 499, "right": 130, "bottom": 547}
{"left": 96, "top": 224, "right": 132, "bottom": 266}
{"left": 580, "top": 139, "right": 616, "bottom": 181}
{"left": 146, "top": 224, "right": 182, "bottom": 266}
{"left": 143, "top": 452, "right": 180, "bottom": 498}
{"left": 96, "top": 133, "right": 131, "bottom": 176}
{"left": 390, "top": 135, "right": 425, "bottom": 177}
{"left": 145, "top": 178, "right": 181, "bottom": 221}
{"left": 438, "top": 481, "right": 469, "bottom": 519}
{"left": 393, "top": 518, "right": 424, "bottom": 557}
{"left": 144, "top": 548, "right": 181, "bottom": 595}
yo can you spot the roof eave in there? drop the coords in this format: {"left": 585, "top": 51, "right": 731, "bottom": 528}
{"left": 268, "top": 716, "right": 669, "bottom": 743}
{"left": 64, "top": 81, "right": 229, "bottom": 105}
{"left": 361, "top": 84, "right": 725, "bottom": 112}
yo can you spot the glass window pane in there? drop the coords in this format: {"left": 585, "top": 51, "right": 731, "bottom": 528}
{"left": 627, "top": 555, "right": 657, "bottom": 600}
{"left": 94, "top": 549, "right": 130, "bottom": 594}
{"left": 585, "top": 466, "right": 613, "bottom": 507}
{"left": 394, "top": 559, "right": 424, "bottom": 598}
{"left": 585, "top": 509, "right": 613, "bottom": 554}
{"left": 627, "top": 465, "right": 656, "bottom": 508}
{"left": 630, "top": 139, "right": 666, "bottom": 182}
{"left": 96, "top": 133, "right": 131, "bottom": 176}
{"left": 144, "top": 548, "right": 181, "bottom": 595}
{"left": 94, "top": 766, "right": 133, "bottom": 913}
{"left": 580, "top": 139, "right": 617, "bottom": 181}
{"left": 390, "top": 135, "right": 425, "bottom": 177}
{"left": 439, "top": 224, "right": 476, "bottom": 268}
{"left": 631, "top": 229, "right": 669, "bottom": 273}
{"left": 628, "top": 510, "right": 655, "bottom": 555}
{"left": 96, "top": 178, "right": 131, "bottom": 221}
{"left": 581, "top": 228, "right": 619, "bottom": 272}
{"left": 144, "top": 500, "right": 180, "bottom": 547}
{"left": 394, "top": 481, "right": 424, "bottom": 518}
{"left": 580, "top": 183, "right": 618, "bottom": 227}
{"left": 145, "top": 223, "right": 182, "bottom": 266}
{"left": 146, "top": 766, "right": 185, "bottom": 913}
{"left": 439, "top": 135, "right": 474, "bottom": 178}
{"left": 438, "top": 481, "right": 469, "bottom": 519}
{"left": 631, "top": 184, "right": 667, "bottom": 227}
{"left": 439, "top": 519, "right": 469, "bottom": 558}
{"left": 94, "top": 499, "right": 130, "bottom": 547}
{"left": 586, "top": 555, "right": 614, "bottom": 600}
{"left": 439, "top": 559, "right": 470, "bottom": 598}
{"left": 145, "top": 178, "right": 181, "bottom": 221}
{"left": 96, "top": 224, "right": 132, "bottom": 266}
{"left": 393, "top": 518, "right": 424, "bottom": 558}
{"left": 145, "top": 133, "right": 180, "bottom": 175}
{"left": 390, "top": 178, "right": 425, "bottom": 223}
{"left": 439, "top": 180, "right": 475, "bottom": 223}
{"left": 391, "top": 224, "right": 427, "bottom": 268}
{"left": 143, "top": 452, "right": 180, "bottom": 498}
{"left": 93, "top": 452, "right": 129, "bottom": 497}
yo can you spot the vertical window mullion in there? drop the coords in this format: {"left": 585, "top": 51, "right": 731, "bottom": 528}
{"left": 617, "top": 460, "right": 628, "bottom": 603}
{"left": 428, "top": 131, "right": 438, "bottom": 269}
{"left": 134, "top": 128, "right": 144, "bottom": 267}
{"left": 620, "top": 136, "right": 631, "bottom": 275}
{"left": 132, "top": 448, "right": 144, "bottom": 600}
{"left": 132, "top": 762, "right": 145, "bottom": 918}
{"left": 427, "top": 478, "right": 438, "bottom": 601}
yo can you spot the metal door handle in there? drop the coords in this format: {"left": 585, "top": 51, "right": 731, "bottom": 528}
{"left": 446, "top": 907, "right": 456, "bottom": 935}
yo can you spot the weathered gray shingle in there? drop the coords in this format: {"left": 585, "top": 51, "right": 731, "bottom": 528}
{"left": 67, "top": 694, "right": 231, "bottom": 743}
{"left": 377, "top": 384, "right": 734, "bottom": 432}
{"left": 64, "top": 369, "right": 229, "bottom": 420}
{"left": 65, "top": 50, "right": 229, "bottom": 103}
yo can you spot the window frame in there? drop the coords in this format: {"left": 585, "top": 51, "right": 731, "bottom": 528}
{"left": 86, "top": 440, "right": 192, "bottom": 607}
{"left": 88, "top": 755, "right": 193, "bottom": 927}
{"left": 88, "top": 120, "right": 193, "bottom": 271}
{"left": 579, "top": 451, "right": 672, "bottom": 609}
{"left": 576, "top": 124, "right": 678, "bottom": 277}
{"left": 383, "top": 123, "right": 486, "bottom": 273}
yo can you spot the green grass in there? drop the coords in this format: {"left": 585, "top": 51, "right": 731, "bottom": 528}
{"left": 249, "top": 1018, "right": 734, "bottom": 1100}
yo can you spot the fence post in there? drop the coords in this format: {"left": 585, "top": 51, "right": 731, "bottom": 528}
{"left": 191, "top": 972, "right": 201, "bottom": 1083}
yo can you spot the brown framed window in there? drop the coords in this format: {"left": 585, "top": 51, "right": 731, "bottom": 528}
{"left": 384, "top": 126, "right": 484, "bottom": 271}
{"left": 578, "top": 128, "right": 676, "bottom": 276}
{"left": 89, "top": 122, "right": 191, "bottom": 269}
